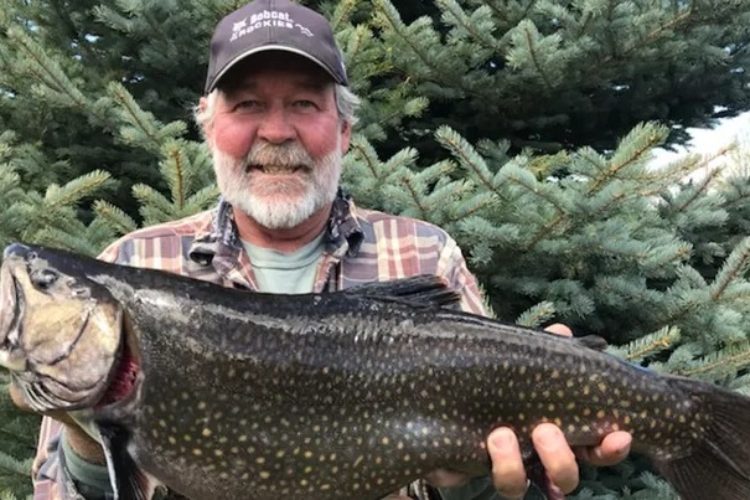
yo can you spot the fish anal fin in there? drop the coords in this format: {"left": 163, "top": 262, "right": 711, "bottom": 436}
{"left": 96, "top": 421, "right": 158, "bottom": 500}
{"left": 347, "top": 275, "right": 461, "bottom": 308}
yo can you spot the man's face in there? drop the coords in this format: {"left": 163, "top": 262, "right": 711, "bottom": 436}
{"left": 203, "top": 53, "right": 351, "bottom": 229}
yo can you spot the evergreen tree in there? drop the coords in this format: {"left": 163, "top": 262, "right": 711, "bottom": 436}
{"left": 367, "top": 0, "right": 750, "bottom": 156}
{"left": 1, "top": 1, "right": 750, "bottom": 498}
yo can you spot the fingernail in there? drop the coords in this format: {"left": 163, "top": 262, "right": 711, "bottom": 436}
{"left": 491, "top": 428, "right": 515, "bottom": 448}
{"left": 535, "top": 425, "right": 561, "bottom": 450}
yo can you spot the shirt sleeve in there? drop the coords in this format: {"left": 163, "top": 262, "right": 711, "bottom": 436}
{"left": 436, "top": 236, "right": 487, "bottom": 316}
{"left": 31, "top": 416, "right": 64, "bottom": 500}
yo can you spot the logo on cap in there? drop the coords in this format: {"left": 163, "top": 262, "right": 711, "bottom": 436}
{"left": 230, "top": 10, "right": 314, "bottom": 42}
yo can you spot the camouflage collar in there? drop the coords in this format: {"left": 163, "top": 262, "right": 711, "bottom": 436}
{"left": 188, "top": 189, "right": 364, "bottom": 265}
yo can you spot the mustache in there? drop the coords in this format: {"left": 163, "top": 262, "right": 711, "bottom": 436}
{"left": 242, "top": 141, "right": 315, "bottom": 169}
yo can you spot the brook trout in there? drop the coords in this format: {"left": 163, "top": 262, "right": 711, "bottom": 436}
{"left": 1, "top": 243, "right": 749, "bottom": 500}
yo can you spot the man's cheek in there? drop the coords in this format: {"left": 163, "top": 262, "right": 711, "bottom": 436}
{"left": 213, "top": 122, "right": 256, "bottom": 159}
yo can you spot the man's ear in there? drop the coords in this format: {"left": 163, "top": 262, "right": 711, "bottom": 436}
{"left": 340, "top": 120, "right": 351, "bottom": 153}
{"left": 199, "top": 96, "right": 213, "bottom": 144}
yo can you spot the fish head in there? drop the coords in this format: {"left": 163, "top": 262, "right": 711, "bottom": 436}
{"left": 0, "top": 243, "right": 123, "bottom": 413}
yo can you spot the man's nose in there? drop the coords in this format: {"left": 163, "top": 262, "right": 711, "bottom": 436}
{"left": 257, "top": 108, "right": 296, "bottom": 144}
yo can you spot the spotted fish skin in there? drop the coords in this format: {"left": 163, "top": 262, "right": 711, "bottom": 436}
{"left": 2, "top": 244, "right": 750, "bottom": 500}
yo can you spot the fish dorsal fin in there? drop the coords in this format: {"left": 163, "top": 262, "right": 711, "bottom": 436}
{"left": 574, "top": 334, "right": 608, "bottom": 351}
{"left": 346, "top": 275, "right": 461, "bottom": 308}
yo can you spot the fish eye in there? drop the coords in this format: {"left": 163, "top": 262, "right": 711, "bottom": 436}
{"left": 31, "top": 268, "right": 60, "bottom": 290}
{"left": 71, "top": 287, "right": 90, "bottom": 299}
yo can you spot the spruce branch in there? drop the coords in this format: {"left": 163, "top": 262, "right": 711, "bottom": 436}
{"left": 518, "top": 20, "right": 554, "bottom": 92}
{"left": 672, "top": 167, "right": 723, "bottom": 215}
{"left": 435, "top": 0, "right": 500, "bottom": 51}
{"left": 435, "top": 126, "right": 498, "bottom": 193}
{"left": 646, "top": 142, "right": 735, "bottom": 188}
{"left": 601, "top": 8, "right": 693, "bottom": 66}
{"left": 586, "top": 122, "right": 667, "bottom": 196}
{"left": 345, "top": 24, "right": 371, "bottom": 61}
{"left": 349, "top": 136, "right": 384, "bottom": 179}
{"left": 330, "top": 0, "right": 358, "bottom": 31}
{"left": 516, "top": 301, "right": 556, "bottom": 328}
{"left": 608, "top": 326, "right": 681, "bottom": 363}
{"left": 677, "top": 342, "right": 750, "bottom": 380}
{"left": 132, "top": 184, "right": 173, "bottom": 224}
{"left": 34, "top": 227, "right": 101, "bottom": 256}
{"left": 519, "top": 124, "right": 664, "bottom": 252}
{"left": 185, "top": 185, "right": 220, "bottom": 212}
{"left": 499, "top": 163, "right": 568, "bottom": 213}
{"left": 372, "top": 0, "right": 460, "bottom": 87}
{"left": 396, "top": 171, "right": 430, "bottom": 220}
{"left": 92, "top": 4, "right": 136, "bottom": 33}
{"left": 572, "top": 146, "right": 608, "bottom": 176}
{"left": 482, "top": 0, "right": 539, "bottom": 32}
{"left": 43, "top": 170, "right": 112, "bottom": 209}
{"left": 524, "top": 212, "right": 567, "bottom": 252}
{"left": 0, "top": 450, "right": 31, "bottom": 477}
{"left": 93, "top": 200, "right": 138, "bottom": 235}
{"left": 107, "top": 81, "right": 164, "bottom": 154}
{"left": 373, "top": 0, "right": 436, "bottom": 72}
{"left": 709, "top": 236, "right": 750, "bottom": 301}
{"left": 6, "top": 27, "right": 87, "bottom": 107}
{"left": 448, "top": 192, "right": 498, "bottom": 220}
{"left": 163, "top": 142, "right": 189, "bottom": 210}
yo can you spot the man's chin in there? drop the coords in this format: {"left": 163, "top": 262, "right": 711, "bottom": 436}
{"left": 233, "top": 194, "right": 320, "bottom": 230}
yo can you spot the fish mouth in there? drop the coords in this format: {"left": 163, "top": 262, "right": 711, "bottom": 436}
{"left": 0, "top": 267, "right": 26, "bottom": 371}
{"left": 96, "top": 315, "right": 141, "bottom": 409}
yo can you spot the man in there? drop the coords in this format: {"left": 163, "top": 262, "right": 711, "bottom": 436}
{"left": 22, "top": 0, "right": 631, "bottom": 498}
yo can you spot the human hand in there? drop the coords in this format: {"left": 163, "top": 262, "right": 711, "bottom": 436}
{"left": 424, "top": 323, "right": 632, "bottom": 499}
{"left": 486, "top": 323, "right": 632, "bottom": 498}
{"left": 9, "top": 381, "right": 106, "bottom": 464}
{"left": 486, "top": 424, "right": 631, "bottom": 499}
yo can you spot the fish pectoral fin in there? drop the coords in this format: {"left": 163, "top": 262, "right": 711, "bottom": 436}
{"left": 573, "top": 334, "right": 608, "bottom": 351}
{"left": 346, "top": 275, "right": 461, "bottom": 308}
{"left": 96, "top": 421, "right": 155, "bottom": 500}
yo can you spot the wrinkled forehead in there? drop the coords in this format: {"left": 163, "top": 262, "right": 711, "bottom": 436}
{"left": 217, "top": 51, "right": 335, "bottom": 94}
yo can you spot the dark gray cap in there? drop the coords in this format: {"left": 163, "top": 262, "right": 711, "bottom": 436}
{"left": 205, "top": 0, "right": 348, "bottom": 93}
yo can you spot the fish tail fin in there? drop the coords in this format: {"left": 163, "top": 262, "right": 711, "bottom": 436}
{"left": 654, "top": 378, "right": 750, "bottom": 500}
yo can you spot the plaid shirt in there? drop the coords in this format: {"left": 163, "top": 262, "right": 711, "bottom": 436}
{"left": 32, "top": 193, "right": 486, "bottom": 499}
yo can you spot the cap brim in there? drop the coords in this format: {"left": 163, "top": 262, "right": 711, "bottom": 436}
{"left": 207, "top": 45, "right": 344, "bottom": 93}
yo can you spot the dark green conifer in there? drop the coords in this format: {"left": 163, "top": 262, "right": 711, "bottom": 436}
{"left": 1, "top": 1, "right": 749, "bottom": 497}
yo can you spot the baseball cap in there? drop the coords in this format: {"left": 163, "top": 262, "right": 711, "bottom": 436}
{"left": 205, "top": 0, "right": 348, "bottom": 93}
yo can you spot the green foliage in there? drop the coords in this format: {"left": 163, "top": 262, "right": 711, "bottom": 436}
{"left": 0, "top": 374, "right": 38, "bottom": 499}
{"left": 368, "top": 0, "right": 750, "bottom": 156}
{"left": 1, "top": 1, "right": 750, "bottom": 499}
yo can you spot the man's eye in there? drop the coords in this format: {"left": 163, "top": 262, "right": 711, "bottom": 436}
{"left": 294, "top": 100, "right": 317, "bottom": 109}
{"left": 236, "top": 100, "right": 262, "bottom": 110}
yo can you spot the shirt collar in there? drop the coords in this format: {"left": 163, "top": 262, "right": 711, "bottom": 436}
{"left": 188, "top": 189, "right": 364, "bottom": 265}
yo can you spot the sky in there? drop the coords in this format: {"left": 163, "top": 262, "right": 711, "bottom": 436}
{"left": 650, "top": 111, "right": 750, "bottom": 181}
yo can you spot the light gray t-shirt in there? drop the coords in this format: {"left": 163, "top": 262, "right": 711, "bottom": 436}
{"left": 241, "top": 232, "right": 325, "bottom": 294}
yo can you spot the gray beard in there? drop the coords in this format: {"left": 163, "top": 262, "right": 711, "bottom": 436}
{"left": 212, "top": 139, "right": 342, "bottom": 229}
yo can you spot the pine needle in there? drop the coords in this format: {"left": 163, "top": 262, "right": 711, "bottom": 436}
{"left": 608, "top": 326, "right": 681, "bottom": 363}
{"left": 516, "top": 301, "right": 556, "bottom": 328}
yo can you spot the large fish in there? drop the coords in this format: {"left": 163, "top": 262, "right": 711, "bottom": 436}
{"left": 1, "top": 243, "right": 749, "bottom": 500}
